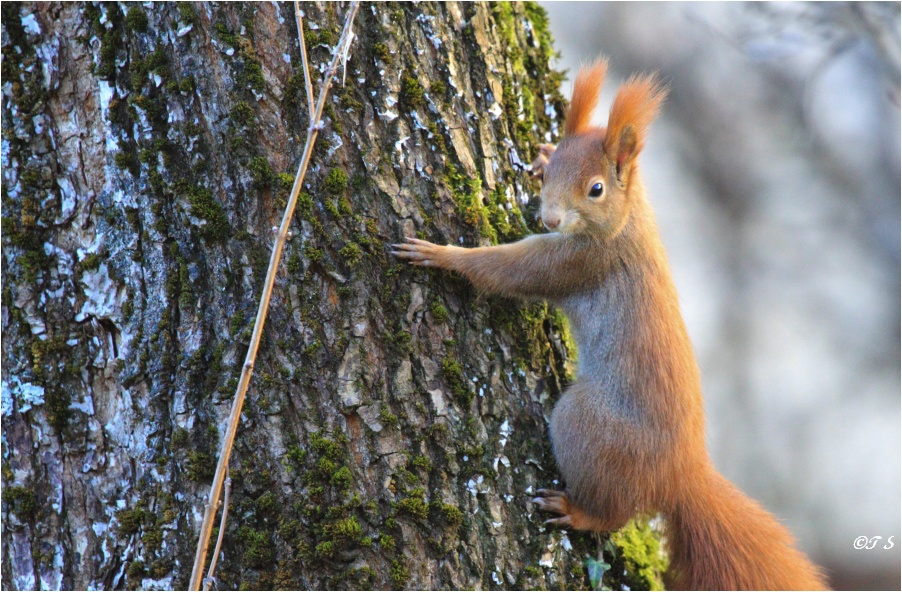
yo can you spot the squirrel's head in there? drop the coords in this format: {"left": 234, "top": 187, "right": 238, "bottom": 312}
{"left": 531, "top": 60, "right": 666, "bottom": 237}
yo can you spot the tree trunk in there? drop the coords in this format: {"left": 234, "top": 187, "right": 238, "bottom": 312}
{"left": 2, "top": 2, "right": 663, "bottom": 590}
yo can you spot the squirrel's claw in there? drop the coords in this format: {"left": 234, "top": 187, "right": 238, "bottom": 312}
{"left": 391, "top": 238, "right": 440, "bottom": 267}
{"left": 532, "top": 489, "right": 570, "bottom": 514}
{"left": 403, "top": 237, "right": 434, "bottom": 246}
{"left": 535, "top": 488, "right": 566, "bottom": 497}
{"left": 544, "top": 516, "right": 573, "bottom": 527}
{"left": 533, "top": 489, "right": 576, "bottom": 529}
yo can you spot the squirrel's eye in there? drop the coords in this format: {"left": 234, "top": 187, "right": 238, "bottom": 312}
{"left": 588, "top": 183, "right": 604, "bottom": 199}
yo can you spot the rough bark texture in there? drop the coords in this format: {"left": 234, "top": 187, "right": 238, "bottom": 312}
{"left": 2, "top": 2, "right": 664, "bottom": 590}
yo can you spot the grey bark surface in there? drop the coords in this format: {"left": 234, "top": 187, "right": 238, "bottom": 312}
{"left": 2, "top": 2, "right": 662, "bottom": 590}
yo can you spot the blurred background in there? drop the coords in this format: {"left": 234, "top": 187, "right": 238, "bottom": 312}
{"left": 540, "top": 2, "right": 900, "bottom": 590}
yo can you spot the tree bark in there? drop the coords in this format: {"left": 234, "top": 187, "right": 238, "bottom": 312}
{"left": 2, "top": 2, "right": 663, "bottom": 590}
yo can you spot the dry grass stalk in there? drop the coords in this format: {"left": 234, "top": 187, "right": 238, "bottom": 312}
{"left": 202, "top": 471, "right": 230, "bottom": 592}
{"left": 188, "top": 3, "right": 361, "bottom": 589}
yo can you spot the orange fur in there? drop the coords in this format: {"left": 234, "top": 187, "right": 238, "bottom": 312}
{"left": 667, "top": 471, "right": 829, "bottom": 590}
{"left": 564, "top": 59, "right": 608, "bottom": 136}
{"left": 605, "top": 73, "right": 667, "bottom": 165}
{"left": 394, "top": 61, "right": 829, "bottom": 590}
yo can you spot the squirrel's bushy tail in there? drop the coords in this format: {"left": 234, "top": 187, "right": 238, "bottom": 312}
{"left": 666, "top": 470, "right": 829, "bottom": 591}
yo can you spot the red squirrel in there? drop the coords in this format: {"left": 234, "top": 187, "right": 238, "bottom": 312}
{"left": 393, "top": 60, "right": 828, "bottom": 590}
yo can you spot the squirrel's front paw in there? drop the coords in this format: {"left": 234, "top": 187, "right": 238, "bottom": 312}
{"left": 391, "top": 237, "right": 448, "bottom": 268}
{"left": 529, "top": 143, "right": 556, "bottom": 180}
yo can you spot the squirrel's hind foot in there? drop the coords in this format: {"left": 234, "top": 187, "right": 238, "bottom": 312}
{"left": 532, "top": 489, "right": 574, "bottom": 526}
{"left": 532, "top": 489, "right": 616, "bottom": 532}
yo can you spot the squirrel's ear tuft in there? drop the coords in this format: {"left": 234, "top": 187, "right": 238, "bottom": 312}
{"left": 605, "top": 74, "right": 667, "bottom": 171}
{"left": 564, "top": 59, "right": 608, "bottom": 136}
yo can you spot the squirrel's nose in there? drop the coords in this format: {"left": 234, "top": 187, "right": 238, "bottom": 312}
{"left": 543, "top": 216, "right": 561, "bottom": 230}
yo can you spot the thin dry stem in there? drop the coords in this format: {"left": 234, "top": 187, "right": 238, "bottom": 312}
{"left": 293, "top": 1, "right": 315, "bottom": 119}
{"left": 188, "top": 3, "right": 361, "bottom": 589}
{"left": 202, "top": 472, "right": 231, "bottom": 592}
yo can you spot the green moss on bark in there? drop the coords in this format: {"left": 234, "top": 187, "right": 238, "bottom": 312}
{"left": 609, "top": 519, "right": 668, "bottom": 591}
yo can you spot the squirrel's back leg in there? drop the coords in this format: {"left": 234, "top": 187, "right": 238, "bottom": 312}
{"left": 541, "top": 382, "right": 664, "bottom": 531}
